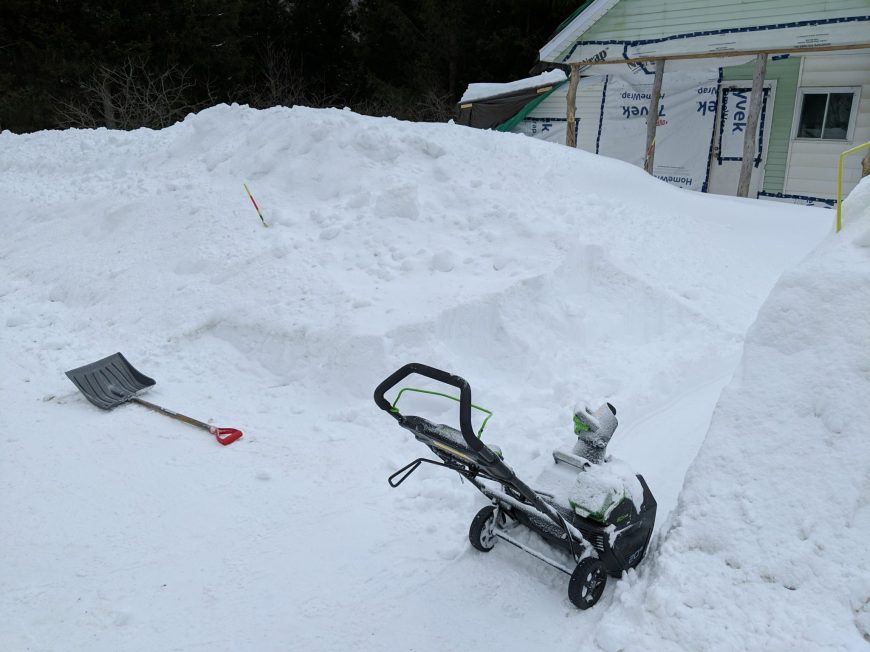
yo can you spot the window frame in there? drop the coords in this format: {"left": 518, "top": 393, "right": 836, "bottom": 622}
{"left": 791, "top": 86, "right": 861, "bottom": 142}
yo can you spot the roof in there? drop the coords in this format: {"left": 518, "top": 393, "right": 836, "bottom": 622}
{"left": 539, "top": 0, "right": 620, "bottom": 64}
{"left": 539, "top": 0, "right": 870, "bottom": 64}
{"left": 455, "top": 71, "right": 568, "bottom": 131}
{"left": 460, "top": 70, "right": 567, "bottom": 103}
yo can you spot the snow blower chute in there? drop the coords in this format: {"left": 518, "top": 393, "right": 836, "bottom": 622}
{"left": 374, "top": 363, "right": 656, "bottom": 609}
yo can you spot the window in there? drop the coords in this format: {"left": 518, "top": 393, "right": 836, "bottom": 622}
{"left": 795, "top": 88, "right": 858, "bottom": 140}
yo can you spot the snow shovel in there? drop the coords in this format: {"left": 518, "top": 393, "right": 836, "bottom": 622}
{"left": 65, "top": 352, "right": 243, "bottom": 446}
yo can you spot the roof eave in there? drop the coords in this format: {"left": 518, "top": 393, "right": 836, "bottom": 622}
{"left": 539, "top": 0, "right": 621, "bottom": 63}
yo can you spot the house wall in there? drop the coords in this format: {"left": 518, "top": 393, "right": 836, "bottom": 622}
{"left": 578, "top": 78, "right": 607, "bottom": 152}
{"left": 543, "top": 0, "right": 870, "bottom": 65}
{"left": 523, "top": 77, "right": 606, "bottom": 151}
{"left": 579, "top": 0, "right": 868, "bottom": 43}
{"left": 519, "top": 50, "right": 870, "bottom": 202}
{"left": 721, "top": 56, "right": 801, "bottom": 195}
{"left": 783, "top": 49, "right": 870, "bottom": 200}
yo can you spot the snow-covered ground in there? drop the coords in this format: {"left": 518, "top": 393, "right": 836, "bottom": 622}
{"left": 0, "top": 105, "right": 861, "bottom": 651}
{"left": 589, "top": 179, "right": 870, "bottom": 652}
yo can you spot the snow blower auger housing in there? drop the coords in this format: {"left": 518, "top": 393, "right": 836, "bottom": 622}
{"left": 374, "top": 363, "right": 656, "bottom": 609}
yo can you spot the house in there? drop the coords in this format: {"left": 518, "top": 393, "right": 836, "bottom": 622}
{"left": 460, "top": 1, "right": 870, "bottom": 205}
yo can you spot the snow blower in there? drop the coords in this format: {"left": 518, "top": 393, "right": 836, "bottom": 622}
{"left": 374, "top": 363, "right": 656, "bottom": 609}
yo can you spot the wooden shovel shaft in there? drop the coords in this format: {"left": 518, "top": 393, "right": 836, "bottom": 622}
{"left": 131, "top": 397, "right": 212, "bottom": 432}
{"left": 130, "top": 396, "right": 243, "bottom": 445}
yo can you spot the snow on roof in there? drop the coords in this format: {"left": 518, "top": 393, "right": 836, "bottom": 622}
{"left": 460, "top": 69, "right": 567, "bottom": 103}
{"left": 539, "top": 0, "right": 619, "bottom": 64}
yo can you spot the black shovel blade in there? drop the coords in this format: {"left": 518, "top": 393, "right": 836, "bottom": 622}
{"left": 65, "top": 352, "right": 155, "bottom": 410}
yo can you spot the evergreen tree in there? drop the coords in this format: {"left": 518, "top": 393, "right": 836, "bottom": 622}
{"left": 0, "top": 0, "right": 576, "bottom": 132}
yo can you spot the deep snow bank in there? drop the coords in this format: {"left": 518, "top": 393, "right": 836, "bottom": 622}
{"left": 590, "top": 179, "right": 870, "bottom": 651}
{"left": 0, "top": 103, "right": 828, "bottom": 413}
{"left": 0, "top": 105, "right": 831, "bottom": 651}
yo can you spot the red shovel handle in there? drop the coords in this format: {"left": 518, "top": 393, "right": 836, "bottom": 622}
{"left": 209, "top": 426, "right": 243, "bottom": 446}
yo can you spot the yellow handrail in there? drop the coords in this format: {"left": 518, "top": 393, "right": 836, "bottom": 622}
{"left": 837, "top": 141, "right": 870, "bottom": 232}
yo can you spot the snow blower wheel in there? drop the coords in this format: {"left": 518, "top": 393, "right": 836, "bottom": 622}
{"left": 568, "top": 557, "right": 607, "bottom": 609}
{"left": 469, "top": 505, "right": 498, "bottom": 552}
{"left": 374, "top": 363, "right": 656, "bottom": 610}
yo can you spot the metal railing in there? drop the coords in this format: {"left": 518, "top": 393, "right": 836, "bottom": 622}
{"left": 836, "top": 141, "right": 870, "bottom": 232}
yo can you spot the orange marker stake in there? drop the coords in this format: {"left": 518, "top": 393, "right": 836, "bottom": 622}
{"left": 244, "top": 183, "right": 268, "bottom": 227}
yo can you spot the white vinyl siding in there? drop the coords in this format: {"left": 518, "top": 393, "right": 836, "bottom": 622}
{"left": 581, "top": 0, "right": 869, "bottom": 41}
{"left": 784, "top": 50, "right": 870, "bottom": 199}
{"left": 541, "top": 0, "right": 870, "bottom": 64}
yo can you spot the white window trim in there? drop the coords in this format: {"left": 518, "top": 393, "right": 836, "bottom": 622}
{"left": 791, "top": 86, "right": 861, "bottom": 142}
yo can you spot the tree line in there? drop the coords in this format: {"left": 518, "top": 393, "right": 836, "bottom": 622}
{"left": 0, "top": 0, "right": 577, "bottom": 133}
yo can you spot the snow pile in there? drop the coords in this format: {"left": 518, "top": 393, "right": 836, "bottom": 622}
{"left": 0, "top": 104, "right": 833, "bottom": 651}
{"left": 590, "top": 178, "right": 870, "bottom": 651}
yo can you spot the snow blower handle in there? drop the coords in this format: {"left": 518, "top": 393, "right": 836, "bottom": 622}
{"left": 374, "top": 363, "right": 481, "bottom": 453}
{"left": 374, "top": 364, "right": 569, "bottom": 531}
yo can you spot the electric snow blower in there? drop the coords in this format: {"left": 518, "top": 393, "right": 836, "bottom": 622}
{"left": 374, "top": 363, "right": 656, "bottom": 609}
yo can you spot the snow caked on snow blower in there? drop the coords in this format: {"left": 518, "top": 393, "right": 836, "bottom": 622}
{"left": 374, "top": 363, "right": 656, "bottom": 609}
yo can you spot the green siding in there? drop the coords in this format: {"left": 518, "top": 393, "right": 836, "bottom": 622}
{"left": 721, "top": 56, "right": 801, "bottom": 194}
{"left": 580, "top": 0, "right": 868, "bottom": 43}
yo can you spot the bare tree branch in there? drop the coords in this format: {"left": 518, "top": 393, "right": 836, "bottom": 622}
{"left": 55, "top": 57, "right": 202, "bottom": 130}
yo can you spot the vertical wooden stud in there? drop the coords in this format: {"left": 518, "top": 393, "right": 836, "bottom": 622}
{"left": 737, "top": 53, "right": 768, "bottom": 197}
{"left": 644, "top": 59, "right": 665, "bottom": 174}
{"left": 566, "top": 64, "right": 580, "bottom": 148}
